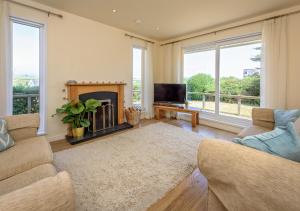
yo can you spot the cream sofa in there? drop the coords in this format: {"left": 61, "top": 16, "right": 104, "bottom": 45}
{"left": 0, "top": 113, "right": 74, "bottom": 211}
{"left": 198, "top": 108, "right": 300, "bottom": 211}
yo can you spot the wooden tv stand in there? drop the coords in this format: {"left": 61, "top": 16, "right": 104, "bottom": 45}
{"left": 154, "top": 104, "right": 200, "bottom": 127}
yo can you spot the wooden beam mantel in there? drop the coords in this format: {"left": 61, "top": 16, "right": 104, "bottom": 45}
{"left": 65, "top": 82, "right": 126, "bottom": 86}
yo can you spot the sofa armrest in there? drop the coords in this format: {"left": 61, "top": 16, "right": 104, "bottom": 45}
{"left": 198, "top": 139, "right": 300, "bottom": 211}
{"left": 0, "top": 171, "right": 75, "bottom": 211}
{"left": 3, "top": 113, "right": 40, "bottom": 141}
{"left": 252, "top": 108, "right": 274, "bottom": 129}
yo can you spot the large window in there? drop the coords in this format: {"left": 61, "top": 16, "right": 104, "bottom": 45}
{"left": 184, "top": 49, "right": 216, "bottom": 113}
{"left": 10, "top": 18, "right": 46, "bottom": 133}
{"left": 184, "top": 35, "right": 262, "bottom": 119}
{"left": 132, "top": 47, "right": 144, "bottom": 106}
{"left": 12, "top": 21, "right": 40, "bottom": 115}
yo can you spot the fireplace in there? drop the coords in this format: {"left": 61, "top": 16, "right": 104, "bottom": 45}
{"left": 80, "top": 91, "right": 118, "bottom": 131}
{"left": 65, "top": 82, "right": 132, "bottom": 144}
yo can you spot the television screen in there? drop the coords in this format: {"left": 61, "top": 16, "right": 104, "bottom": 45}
{"left": 154, "top": 83, "right": 186, "bottom": 104}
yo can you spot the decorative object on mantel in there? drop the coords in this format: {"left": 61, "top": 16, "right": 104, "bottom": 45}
{"left": 52, "top": 99, "right": 101, "bottom": 138}
{"left": 66, "top": 80, "right": 77, "bottom": 85}
{"left": 125, "top": 107, "right": 141, "bottom": 126}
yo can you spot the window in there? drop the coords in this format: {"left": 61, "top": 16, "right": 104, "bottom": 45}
{"left": 10, "top": 18, "right": 46, "bottom": 133}
{"left": 184, "top": 34, "right": 262, "bottom": 120}
{"left": 132, "top": 47, "right": 144, "bottom": 106}
{"left": 184, "top": 49, "right": 216, "bottom": 113}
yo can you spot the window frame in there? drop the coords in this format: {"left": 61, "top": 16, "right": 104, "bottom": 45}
{"left": 8, "top": 17, "right": 47, "bottom": 134}
{"left": 132, "top": 46, "right": 146, "bottom": 107}
{"left": 183, "top": 33, "right": 262, "bottom": 126}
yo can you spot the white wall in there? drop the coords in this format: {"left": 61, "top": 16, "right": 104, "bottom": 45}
{"left": 3, "top": 0, "right": 158, "bottom": 141}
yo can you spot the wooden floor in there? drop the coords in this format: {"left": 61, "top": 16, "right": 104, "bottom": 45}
{"left": 50, "top": 118, "right": 236, "bottom": 211}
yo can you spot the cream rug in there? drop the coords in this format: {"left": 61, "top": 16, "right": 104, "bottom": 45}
{"left": 54, "top": 122, "right": 203, "bottom": 211}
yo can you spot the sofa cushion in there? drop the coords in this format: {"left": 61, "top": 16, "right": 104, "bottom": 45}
{"left": 238, "top": 125, "right": 271, "bottom": 138}
{"left": 0, "top": 171, "right": 75, "bottom": 211}
{"left": 252, "top": 108, "right": 275, "bottom": 129}
{"left": 234, "top": 122, "right": 300, "bottom": 162}
{"left": 0, "top": 164, "right": 57, "bottom": 196}
{"left": 0, "top": 119, "right": 15, "bottom": 152}
{"left": 0, "top": 136, "right": 53, "bottom": 181}
{"left": 3, "top": 114, "right": 39, "bottom": 142}
{"left": 274, "top": 109, "right": 300, "bottom": 129}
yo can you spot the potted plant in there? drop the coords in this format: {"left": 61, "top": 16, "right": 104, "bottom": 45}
{"left": 53, "top": 99, "right": 101, "bottom": 138}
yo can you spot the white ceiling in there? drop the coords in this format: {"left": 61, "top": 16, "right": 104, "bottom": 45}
{"left": 32, "top": 0, "right": 300, "bottom": 41}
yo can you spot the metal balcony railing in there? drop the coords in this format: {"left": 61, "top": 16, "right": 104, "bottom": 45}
{"left": 187, "top": 92, "right": 260, "bottom": 117}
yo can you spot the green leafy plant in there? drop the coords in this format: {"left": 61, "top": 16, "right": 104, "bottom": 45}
{"left": 53, "top": 99, "right": 101, "bottom": 129}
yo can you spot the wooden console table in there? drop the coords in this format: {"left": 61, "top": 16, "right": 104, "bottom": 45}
{"left": 154, "top": 105, "right": 200, "bottom": 127}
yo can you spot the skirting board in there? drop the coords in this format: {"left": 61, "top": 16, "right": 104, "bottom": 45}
{"left": 47, "top": 133, "right": 66, "bottom": 142}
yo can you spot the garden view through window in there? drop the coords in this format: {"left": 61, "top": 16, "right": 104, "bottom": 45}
{"left": 132, "top": 47, "right": 143, "bottom": 106}
{"left": 12, "top": 21, "right": 40, "bottom": 115}
{"left": 184, "top": 37, "right": 262, "bottom": 119}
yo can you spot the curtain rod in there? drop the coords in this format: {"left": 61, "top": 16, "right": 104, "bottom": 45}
{"left": 161, "top": 9, "right": 300, "bottom": 46}
{"left": 125, "top": 33, "right": 155, "bottom": 44}
{"left": 5, "top": 0, "right": 63, "bottom": 18}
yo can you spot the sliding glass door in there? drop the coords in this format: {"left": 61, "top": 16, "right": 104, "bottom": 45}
{"left": 184, "top": 49, "right": 216, "bottom": 113}
{"left": 183, "top": 34, "right": 262, "bottom": 120}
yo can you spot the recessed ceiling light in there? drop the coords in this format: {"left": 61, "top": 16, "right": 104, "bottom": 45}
{"left": 112, "top": 9, "right": 117, "bottom": 13}
{"left": 135, "top": 19, "right": 142, "bottom": 24}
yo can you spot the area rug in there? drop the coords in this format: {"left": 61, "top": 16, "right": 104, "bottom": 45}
{"left": 54, "top": 122, "right": 203, "bottom": 211}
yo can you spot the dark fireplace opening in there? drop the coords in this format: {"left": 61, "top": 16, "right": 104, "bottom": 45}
{"left": 79, "top": 91, "right": 118, "bottom": 128}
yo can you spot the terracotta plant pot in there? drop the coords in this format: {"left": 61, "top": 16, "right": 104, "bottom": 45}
{"left": 72, "top": 127, "right": 85, "bottom": 138}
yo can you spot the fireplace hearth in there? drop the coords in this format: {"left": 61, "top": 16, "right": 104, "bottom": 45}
{"left": 65, "top": 82, "right": 133, "bottom": 145}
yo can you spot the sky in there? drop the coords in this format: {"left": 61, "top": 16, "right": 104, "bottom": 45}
{"left": 184, "top": 42, "right": 262, "bottom": 79}
{"left": 133, "top": 48, "right": 142, "bottom": 80}
{"left": 13, "top": 22, "right": 40, "bottom": 78}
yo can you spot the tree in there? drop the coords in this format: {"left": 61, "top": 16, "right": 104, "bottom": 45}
{"left": 187, "top": 73, "right": 214, "bottom": 93}
{"left": 220, "top": 76, "right": 241, "bottom": 95}
{"left": 241, "top": 74, "right": 260, "bottom": 96}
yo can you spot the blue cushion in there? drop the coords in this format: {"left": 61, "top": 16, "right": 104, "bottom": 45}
{"left": 0, "top": 119, "right": 15, "bottom": 152}
{"left": 233, "top": 122, "right": 300, "bottom": 162}
{"left": 274, "top": 109, "right": 300, "bottom": 129}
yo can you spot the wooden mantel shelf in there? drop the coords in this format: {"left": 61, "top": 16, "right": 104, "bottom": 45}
{"left": 65, "top": 82, "right": 126, "bottom": 86}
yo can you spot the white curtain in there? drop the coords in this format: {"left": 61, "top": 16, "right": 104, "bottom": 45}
{"left": 0, "top": 1, "right": 9, "bottom": 116}
{"left": 161, "top": 42, "right": 183, "bottom": 83}
{"left": 261, "top": 16, "right": 288, "bottom": 109}
{"left": 142, "top": 43, "right": 154, "bottom": 119}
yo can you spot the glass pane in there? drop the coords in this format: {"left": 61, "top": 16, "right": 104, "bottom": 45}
{"left": 12, "top": 22, "right": 40, "bottom": 115}
{"left": 133, "top": 48, "right": 142, "bottom": 105}
{"left": 219, "top": 41, "right": 262, "bottom": 119}
{"left": 184, "top": 50, "right": 216, "bottom": 112}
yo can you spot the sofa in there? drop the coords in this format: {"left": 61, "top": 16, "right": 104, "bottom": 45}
{"left": 0, "top": 113, "right": 74, "bottom": 211}
{"left": 198, "top": 108, "right": 300, "bottom": 211}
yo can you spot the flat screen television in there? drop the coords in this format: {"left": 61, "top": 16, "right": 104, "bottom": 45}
{"left": 154, "top": 83, "right": 186, "bottom": 104}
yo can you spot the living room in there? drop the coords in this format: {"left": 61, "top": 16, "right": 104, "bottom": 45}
{"left": 0, "top": 0, "right": 300, "bottom": 210}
